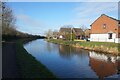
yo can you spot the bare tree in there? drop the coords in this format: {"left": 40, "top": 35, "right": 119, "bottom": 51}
{"left": 2, "top": 2, "right": 16, "bottom": 35}
{"left": 45, "top": 29, "right": 53, "bottom": 39}
{"left": 80, "top": 25, "right": 88, "bottom": 31}
{"left": 62, "top": 25, "right": 73, "bottom": 28}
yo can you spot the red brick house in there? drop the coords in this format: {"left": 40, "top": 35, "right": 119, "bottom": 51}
{"left": 90, "top": 14, "right": 120, "bottom": 43}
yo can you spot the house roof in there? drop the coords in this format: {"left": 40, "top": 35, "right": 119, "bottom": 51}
{"left": 53, "top": 31, "right": 59, "bottom": 35}
{"left": 73, "top": 28, "right": 84, "bottom": 35}
{"left": 59, "top": 28, "right": 72, "bottom": 33}
{"left": 90, "top": 14, "right": 120, "bottom": 26}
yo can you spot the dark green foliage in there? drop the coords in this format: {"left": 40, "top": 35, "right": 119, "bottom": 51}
{"left": 2, "top": 34, "right": 45, "bottom": 41}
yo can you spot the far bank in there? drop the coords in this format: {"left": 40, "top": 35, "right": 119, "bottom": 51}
{"left": 47, "top": 39, "right": 120, "bottom": 56}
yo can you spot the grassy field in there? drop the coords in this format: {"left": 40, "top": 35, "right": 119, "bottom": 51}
{"left": 16, "top": 41, "right": 57, "bottom": 78}
{"left": 47, "top": 39, "right": 120, "bottom": 56}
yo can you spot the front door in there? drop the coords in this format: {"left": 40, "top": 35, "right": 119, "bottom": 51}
{"left": 108, "top": 33, "right": 112, "bottom": 39}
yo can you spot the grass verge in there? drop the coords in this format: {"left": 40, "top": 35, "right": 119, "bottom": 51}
{"left": 16, "top": 41, "right": 57, "bottom": 78}
{"left": 47, "top": 39, "right": 120, "bottom": 56}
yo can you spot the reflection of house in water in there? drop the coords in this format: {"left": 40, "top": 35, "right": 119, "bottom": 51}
{"left": 89, "top": 51, "right": 120, "bottom": 79}
{"left": 117, "top": 57, "right": 120, "bottom": 74}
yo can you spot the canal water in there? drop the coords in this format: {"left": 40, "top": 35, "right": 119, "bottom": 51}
{"left": 24, "top": 39, "right": 120, "bottom": 79}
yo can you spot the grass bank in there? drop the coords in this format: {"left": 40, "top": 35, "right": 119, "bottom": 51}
{"left": 47, "top": 39, "right": 120, "bottom": 56}
{"left": 16, "top": 41, "right": 57, "bottom": 78}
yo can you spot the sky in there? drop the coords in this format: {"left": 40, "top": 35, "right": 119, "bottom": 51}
{"left": 7, "top": 2, "right": 118, "bottom": 36}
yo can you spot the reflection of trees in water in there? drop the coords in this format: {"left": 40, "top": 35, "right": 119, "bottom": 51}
{"left": 46, "top": 42, "right": 59, "bottom": 53}
{"left": 75, "top": 48, "right": 89, "bottom": 58}
{"left": 46, "top": 42, "right": 52, "bottom": 53}
{"left": 59, "top": 45, "right": 74, "bottom": 59}
{"left": 58, "top": 45, "right": 89, "bottom": 59}
{"left": 89, "top": 52, "right": 119, "bottom": 79}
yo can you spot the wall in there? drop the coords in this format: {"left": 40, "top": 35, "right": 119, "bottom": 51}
{"left": 90, "top": 33, "right": 117, "bottom": 43}
{"left": 115, "top": 38, "right": 120, "bottom": 43}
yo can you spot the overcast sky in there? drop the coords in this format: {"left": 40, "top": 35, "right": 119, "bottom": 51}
{"left": 8, "top": 2, "right": 118, "bottom": 35}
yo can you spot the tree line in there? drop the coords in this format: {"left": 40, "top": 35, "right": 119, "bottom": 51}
{"left": 1, "top": 2, "right": 45, "bottom": 41}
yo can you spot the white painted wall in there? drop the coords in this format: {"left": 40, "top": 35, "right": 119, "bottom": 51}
{"left": 115, "top": 38, "right": 120, "bottom": 43}
{"left": 90, "top": 33, "right": 117, "bottom": 43}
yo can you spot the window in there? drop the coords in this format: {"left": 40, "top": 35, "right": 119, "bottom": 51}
{"left": 103, "top": 24, "right": 106, "bottom": 29}
{"left": 108, "top": 33, "right": 112, "bottom": 39}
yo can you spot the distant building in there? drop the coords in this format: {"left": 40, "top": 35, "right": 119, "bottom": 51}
{"left": 90, "top": 14, "right": 120, "bottom": 43}
{"left": 72, "top": 28, "right": 84, "bottom": 39}
{"left": 53, "top": 31, "right": 59, "bottom": 39}
{"left": 59, "top": 27, "right": 84, "bottom": 40}
{"left": 59, "top": 28, "right": 71, "bottom": 39}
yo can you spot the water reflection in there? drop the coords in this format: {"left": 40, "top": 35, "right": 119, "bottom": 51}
{"left": 58, "top": 45, "right": 89, "bottom": 59}
{"left": 89, "top": 51, "right": 119, "bottom": 78}
{"left": 117, "top": 57, "right": 120, "bottom": 74}
{"left": 24, "top": 39, "right": 120, "bottom": 78}
{"left": 46, "top": 42, "right": 53, "bottom": 53}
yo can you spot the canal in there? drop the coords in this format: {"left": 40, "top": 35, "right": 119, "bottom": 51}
{"left": 24, "top": 39, "right": 120, "bottom": 78}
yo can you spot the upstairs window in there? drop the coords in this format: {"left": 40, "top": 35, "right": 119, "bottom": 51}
{"left": 103, "top": 24, "right": 106, "bottom": 29}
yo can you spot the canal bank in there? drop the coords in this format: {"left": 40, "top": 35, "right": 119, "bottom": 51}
{"left": 24, "top": 39, "right": 120, "bottom": 78}
{"left": 47, "top": 39, "right": 120, "bottom": 56}
{"left": 2, "top": 39, "right": 56, "bottom": 78}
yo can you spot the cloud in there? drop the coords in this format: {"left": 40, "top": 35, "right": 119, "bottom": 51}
{"left": 16, "top": 14, "right": 48, "bottom": 35}
{"left": 74, "top": 2, "right": 117, "bottom": 17}
{"left": 66, "top": 2, "right": 118, "bottom": 28}
{"left": 16, "top": 14, "right": 46, "bottom": 27}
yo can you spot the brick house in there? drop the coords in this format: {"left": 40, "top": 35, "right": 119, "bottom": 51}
{"left": 53, "top": 31, "right": 59, "bottom": 39}
{"left": 72, "top": 28, "right": 84, "bottom": 39}
{"left": 59, "top": 28, "right": 72, "bottom": 39}
{"left": 90, "top": 14, "right": 120, "bottom": 43}
{"left": 59, "top": 27, "right": 84, "bottom": 39}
